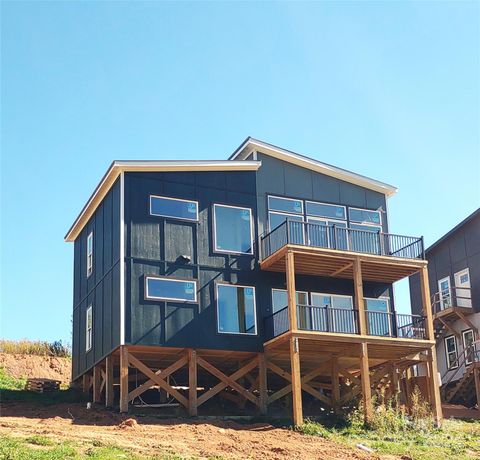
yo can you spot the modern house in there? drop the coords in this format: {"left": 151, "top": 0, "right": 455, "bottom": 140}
{"left": 410, "top": 209, "right": 480, "bottom": 408}
{"left": 66, "top": 137, "right": 442, "bottom": 425}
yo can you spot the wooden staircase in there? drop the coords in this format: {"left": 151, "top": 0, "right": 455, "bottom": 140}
{"left": 443, "top": 365, "right": 476, "bottom": 406}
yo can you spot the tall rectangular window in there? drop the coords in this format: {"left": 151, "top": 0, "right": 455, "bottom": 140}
{"left": 213, "top": 204, "right": 254, "bottom": 254}
{"left": 87, "top": 232, "right": 93, "bottom": 277}
{"left": 86, "top": 305, "right": 93, "bottom": 352}
{"left": 445, "top": 335, "right": 458, "bottom": 369}
{"left": 463, "top": 329, "right": 475, "bottom": 365}
{"left": 145, "top": 276, "right": 197, "bottom": 302}
{"left": 217, "top": 284, "right": 257, "bottom": 335}
{"left": 150, "top": 195, "right": 199, "bottom": 222}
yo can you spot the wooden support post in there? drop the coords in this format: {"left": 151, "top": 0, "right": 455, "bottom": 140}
{"left": 426, "top": 346, "right": 443, "bottom": 427}
{"left": 258, "top": 353, "right": 268, "bottom": 415}
{"left": 188, "top": 349, "right": 197, "bottom": 416}
{"left": 331, "top": 356, "right": 340, "bottom": 413}
{"left": 474, "top": 368, "right": 480, "bottom": 411}
{"left": 105, "top": 356, "right": 114, "bottom": 408}
{"left": 359, "top": 343, "right": 372, "bottom": 424}
{"left": 405, "top": 367, "right": 412, "bottom": 408}
{"left": 419, "top": 266, "right": 435, "bottom": 341}
{"left": 353, "top": 258, "right": 367, "bottom": 335}
{"left": 93, "top": 364, "right": 102, "bottom": 403}
{"left": 82, "top": 373, "right": 90, "bottom": 394}
{"left": 119, "top": 346, "right": 129, "bottom": 413}
{"left": 286, "top": 251, "right": 298, "bottom": 331}
{"left": 290, "top": 336, "right": 303, "bottom": 426}
{"left": 390, "top": 363, "right": 399, "bottom": 404}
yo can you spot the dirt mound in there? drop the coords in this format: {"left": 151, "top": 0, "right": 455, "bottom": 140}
{"left": 0, "top": 352, "right": 71, "bottom": 384}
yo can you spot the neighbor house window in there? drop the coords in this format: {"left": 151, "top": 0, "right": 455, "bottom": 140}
{"left": 86, "top": 305, "right": 93, "bottom": 352}
{"left": 445, "top": 335, "right": 458, "bottom": 369}
{"left": 87, "top": 232, "right": 93, "bottom": 277}
{"left": 145, "top": 276, "right": 197, "bottom": 302}
{"left": 213, "top": 204, "right": 254, "bottom": 254}
{"left": 438, "top": 277, "right": 452, "bottom": 310}
{"left": 150, "top": 195, "right": 199, "bottom": 222}
{"left": 462, "top": 329, "right": 475, "bottom": 365}
{"left": 216, "top": 284, "right": 257, "bottom": 335}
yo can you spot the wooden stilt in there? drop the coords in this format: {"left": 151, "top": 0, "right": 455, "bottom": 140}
{"left": 474, "top": 368, "right": 480, "bottom": 410}
{"left": 188, "top": 349, "right": 197, "bottom": 416}
{"left": 82, "top": 373, "right": 91, "bottom": 394}
{"left": 331, "top": 356, "right": 340, "bottom": 413}
{"left": 93, "top": 364, "right": 102, "bottom": 403}
{"left": 353, "top": 258, "right": 367, "bottom": 335}
{"left": 426, "top": 347, "right": 443, "bottom": 426}
{"left": 105, "top": 356, "right": 114, "bottom": 408}
{"left": 390, "top": 363, "right": 399, "bottom": 404}
{"left": 290, "top": 336, "right": 303, "bottom": 426}
{"left": 359, "top": 343, "right": 372, "bottom": 423}
{"left": 258, "top": 353, "right": 268, "bottom": 415}
{"left": 119, "top": 346, "right": 129, "bottom": 413}
{"left": 286, "top": 251, "right": 298, "bottom": 331}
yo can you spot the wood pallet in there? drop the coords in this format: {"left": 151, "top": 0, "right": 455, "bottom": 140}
{"left": 25, "top": 378, "right": 61, "bottom": 393}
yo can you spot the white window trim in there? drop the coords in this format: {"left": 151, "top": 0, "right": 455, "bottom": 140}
{"left": 149, "top": 195, "right": 199, "bottom": 222}
{"left": 216, "top": 283, "right": 258, "bottom": 336}
{"left": 462, "top": 329, "right": 474, "bottom": 365}
{"left": 267, "top": 195, "right": 304, "bottom": 215}
{"left": 305, "top": 200, "right": 347, "bottom": 220}
{"left": 86, "top": 231, "right": 93, "bottom": 278}
{"left": 444, "top": 335, "right": 458, "bottom": 369}
{"left": 348, "top": 206, "right": 382, "bottom": 226}
{"left": 145, "top": 276, "right": 198, "bottom": 303}
{"left": 438, "top": 276, "right": 452, "bottom": 310}
{"left": 86, "top": 305, "right": 93, "bottom": 352}
{"left": 213, "top": 204, "right": 254, "bottom": 255}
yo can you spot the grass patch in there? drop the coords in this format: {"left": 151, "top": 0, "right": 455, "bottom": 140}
{"left": 0, "top": 366, "right": 26, "bottom": 390}
{"left": 25, "top": 435, "right": 55, "bottom": 446}
{"left": 0, "top": 339, "right": 71, "bottom": 358}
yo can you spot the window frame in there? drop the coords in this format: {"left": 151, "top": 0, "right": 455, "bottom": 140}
{"left": 86, "top": 304, "right": 93, "bottom": 352}
{"left": 267, "top": 195, "right": 304, "bottom": 215}
{"left": 305, "top": 200, "right": 346, "bottom": 220}
{"left": 212, "top": 203, "right": 254, "bottom": 255}
{"left": 462, "top": 329, "right": 475, "bottom": 365}
{"left": 215, "top": 282, "right": 258, "bottom": 336}
{"left": 144, "top": 275, "right": 198, "bottom": 303}
{"left": 348, "top": 206, "right": 383, "bottom": 226}
{"left": 444, "top": 335, "right": 458, "bottom": 370}
{"left": 149, "top": 195, "right": 199, "bottom": 222}
{"left": 86, "top": 231, "right": 93, "bottom": 278}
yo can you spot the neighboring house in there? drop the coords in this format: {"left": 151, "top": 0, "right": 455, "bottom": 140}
{"left": 66, "top": 137, "right": 442, "bottom": 425}
{"left": 410, "top": 209, "right": 480, "bottom": 408}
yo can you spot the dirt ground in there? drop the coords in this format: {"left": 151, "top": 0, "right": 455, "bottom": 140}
{"left": 0, "top": 401, "right": 377, "bottom": 459}
{"left": 0, "top": 352, "right": 71, "bottom": 384}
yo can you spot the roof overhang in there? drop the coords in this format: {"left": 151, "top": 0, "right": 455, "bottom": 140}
{"left": 230, "top": 137, "right": 398, "bottom": 198}
{"left": 65, "top": 160, "right": 261, "bottom": 242}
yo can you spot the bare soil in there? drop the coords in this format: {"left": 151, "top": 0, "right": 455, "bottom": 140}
{"left": 0, "top": 401, "right": 377, "bottom": 459}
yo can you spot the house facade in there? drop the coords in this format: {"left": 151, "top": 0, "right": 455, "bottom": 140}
{"left": 66, "top": 138, "right": 442, "bottom": 425}
{"left": 410, "top": 209, "right": 480, "bottom": 407}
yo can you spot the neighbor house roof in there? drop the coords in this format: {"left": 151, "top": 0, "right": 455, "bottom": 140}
{"left": 229, "top": 137, "right": 398, "bottom": 198}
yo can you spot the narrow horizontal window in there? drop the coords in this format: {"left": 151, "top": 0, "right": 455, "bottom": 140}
{"left": 86, "top": 305, "right": 93, "bottom": 352}
{"left": 217, "top": 284, "right": 257, "bottom": 335}
{"left": 268, "top": 196, "right": 303, "bottom": 214}
{"left": 306, "top": 201, "right": 346, "bottom": 220}
{"left": 86, "top": 232, "right": 93, "bottom": 277}
{"left": 349, "top": 207, "right": 382, "bottom": 225}
{"left": 213, "top": 204, "right": 254, "bottom": 254}
{"left": 145, "top": 277, "right": 197, "bottom": 302}
{"left": 150, "top": 195, "right": 198, "bottom": 222}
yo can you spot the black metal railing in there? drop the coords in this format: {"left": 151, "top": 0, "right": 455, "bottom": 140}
{"left": 260, "top": 219, "right": 424, "bottom": 261}
{"left": 431, "top": 286, "right": 473, "bottom": 315}
{"left": 396, "top": 313, "right": 427, "bottom": 339}
{"left": 297, "top": 305, "right": 359, "bottom": 334}
{"left": 264, "top": 306, "right": 290, "bottom": 339}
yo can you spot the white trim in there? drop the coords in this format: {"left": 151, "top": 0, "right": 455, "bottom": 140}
{"left": 86, "top": 231, "right": 93, "bottom": 278}
{"left": 119, "top": 172, "right": 125, "bottom": 345}
{"left": 462, "top": 329, "right": 474, "bottom": 365}
{"left": 305, "top": 200, "right": 347, "bottom": 220}
{"left": 438, "top": 276, "right": 452, "bottom": 310}
{"left": 444, "top": 335, "right": 458, "bottom": 370}
{"left": 267, "top": 195, "right": 304, "bottom": 214}
{"left": 149, "top": 195, "right": 199, "bottom": 222}
{"left": 348, "top": 206, "right": 383, "bottom": 226}
{"left": 86, "top": 304, "right": 93, "bottom": 352}
{"left": 212, "top": 203, "right": 254, "bottom": 255}
{"left": 216, "top": 283, "right": 258, "bottom": 336}
{"left": 145, "top": 276, "right": 198, "bottom": 303}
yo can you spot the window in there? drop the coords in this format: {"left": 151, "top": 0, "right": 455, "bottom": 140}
{"left": 311, "top": 293, "right": 354, "bottom": 333}
{"left": 306, "top": 201, "right": 346, "bottom": 220}
{"left": 445, "top": 335, "right": 458, "bottom": 369}
{"left": 86, "top": 305, "right": 93, "bottom": 352}
{"left": 213, "top": 204, "right": 254, "bottom": 254}
{"left": 271, "top": 289, "right": 308, "bottom": 313}
{"left": 307, "top": 217, "right": 348, "bottom": 250}
{"left": 217, "top": 284, "right": 257, "bottom": 335}
{"left": 365, "top": 297, "right": 391, "bottom": 336}
{"left": 438, "top": 277, "right": 451, "bottom": 310}
{"left": 150, "top": 195, "right": 199, "bottom": 222}
{"left": 349, "top": 207, "right": 382, "bottom": 226}
{"left": 462, "top": 329, "right": 475, "bottom": 365}
{"left": 268, "top": 196, "right": 303, "bottom": 214}
{"left": 454, "top": 268, "right": 472, "bottom": 308}
{"left": 145, "top": 277, "right": 197, "bottom": 302}
{"left": 87, "top": 232, "right": 93, "bottom": 277}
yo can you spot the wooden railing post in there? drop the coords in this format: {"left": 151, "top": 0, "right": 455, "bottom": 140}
{"left": 286, "top": 251, "right": 298, "bottom": 331}
{"left": 353, "top": 258, "right": 367, "bottom": 335}
{"left": 120, "top": 346, "right": 129, "bottom": 413}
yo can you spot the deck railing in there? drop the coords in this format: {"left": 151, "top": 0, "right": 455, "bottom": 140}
{"left": 264, "top": 305, "right": 427, "bottom": 341}
{"left": 432, "top": 286, "right": 472, "bottom": 315}
{"left": 260, "top": 220, "right": 425, "bottom": 261}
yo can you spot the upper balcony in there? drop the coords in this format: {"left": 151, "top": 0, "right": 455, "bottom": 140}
{"left": 259, "top": 220, "right": 426, "bottom": 283}
{"left": 432, "top": 286, "right": 474, "bottom": 321}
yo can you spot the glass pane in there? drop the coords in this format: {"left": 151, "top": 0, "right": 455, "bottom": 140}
{"left": 366, "top": 298, "right": 389, "bottom": 312}
{"left": 446, "top": 338, "right": 456, "bottom": 353}
{"left": 269, "top": 212, "right": 303, "bottom": 231}
{"left": 217, "top": 285, "right": 256, "bottom": 334}
{"left": 306, "top": 202, "right": 346, "bottom": 220}
{"left": 87, "top": 234, "right": 93, "bottom": 253}
{"left": 268, "top": 196, "right": 303, "bottom": 214}
{"left": 272, "top": 290, "right": 287, "bottom": 313}
{"left": 150, "top": 196, "right": 198, "bottom": 221}
{"left": 332, "top": 296, "right": 353, "bottom": 309}
{"left": 460, "top": 273, "right": 469, "bottom": 284}
{"left": 146, "top": 278, "right": 197, "bottom": 301}
{"left": 349, "top": 208, "right": 381, "bottom": 225}
{"left": 214, "top": 205, "right": 253, "bottom": 253}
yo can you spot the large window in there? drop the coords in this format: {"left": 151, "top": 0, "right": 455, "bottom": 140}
{"left": 445, "top": 335, "right": 458, "bottom": 369}
{"left": 150, "top": 195, "right": 199, "bottom": 222}
{"left": 217, "top": 284, "right": 257, "bottom": 335}
{"left": 213, "top": 204, "right": 254, "bottom": 254}
{"left": 145, "top": 276, "right": 197, "bottom": 302}
{"left": 87, "top": 231, "right": 93, "bottom": 277}
{"left": 86, "top": 305, "right": 93, "bottom": 352}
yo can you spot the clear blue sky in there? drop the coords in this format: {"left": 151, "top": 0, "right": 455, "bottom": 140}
{"left": 1, "top": 1, "right": 479, "bottom": 344}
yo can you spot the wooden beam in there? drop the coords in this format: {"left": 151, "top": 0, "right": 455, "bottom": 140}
{"left": 119, "top": 346, "right": 129, "bottom": 413}
{"left": 455, "top": 310, "right": 477, "bottom": 334}
{"left": 474, "top": 368, "right": 480, "bottom": 411}
{"left": 353, "top": 258, "right": 367, "bottom": 335}
{"left": 390, "top": 363, "right": 399, "bottom": 404}
{"left": 332, "top": 356, "right": 340, "bottom": 413}
{"left": 290, "top": 336, "right": 303, "bottom": 426}
{"left": 286, "top": 251, "right": 298, "bottom": 332}
{"left": 426, "top": 346, "right": 443, "bottom": 427}
{"left": 331, "top": 262, "right": 353, "bottom": 277}
{"left": 93, "top": 364, "right": 102, "bottom": 403}
{"left": 82, "top": 373, "right": 91, "bottom": 394}
{"left": 437, "top": 317, "right": 460, "bottom": 339}
{"left": 258, "top": 353, "right": 268, "bottom": 415}
{"left": 105, "top": 356, "right": 114, "bottom": 408}
{"left": 359, "top": 343, "right": 372, "bottom": 424}
{"left": 420, "top": 266, "right": 435, "bottom": 341}
{"left": 188, "top": 349, "right": 197, "bottom": 416}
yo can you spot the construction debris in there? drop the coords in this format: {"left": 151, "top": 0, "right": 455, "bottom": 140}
{"left": 25, "top": 378, "right": 61, "bottom": 393}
